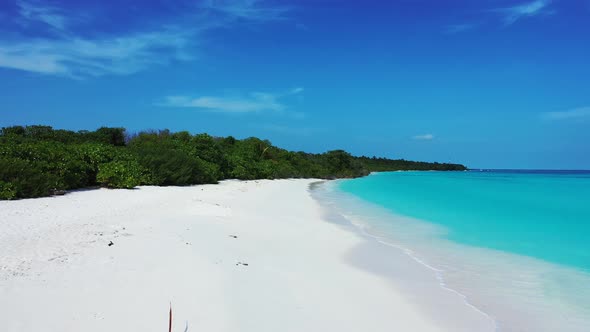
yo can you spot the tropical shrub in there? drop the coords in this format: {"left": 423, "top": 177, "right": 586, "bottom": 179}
{"left": 129, "top": 138, "right": 218, "bottom": 185}
{"left": 0, "top": 157, "right": 60, "bottom": 198}
{"left": 97, "top": 160, "right": 149, "bottom": 189}
{"left": 0, "top": 181, "right": 16, "bottom": 200}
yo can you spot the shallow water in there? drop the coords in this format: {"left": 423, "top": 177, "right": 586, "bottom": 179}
{"left": 314, "top": 171, "right": 590, "bottom": 331}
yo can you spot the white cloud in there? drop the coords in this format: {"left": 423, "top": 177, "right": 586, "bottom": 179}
{"left": 0, "top": 1, "right": 290, "bottom": 77}
{"left": 412, "top": 134, "right": 435, "bottom": 140}
{"left": 17, "top": 0, "right": 68, "bottom": 31}
{"left": 496, "top": 0, "right": 552, "bottom": 26}
{"left": 542, "top": 107, "right": 590, "bottom": 120}
{"left": 159, "top": 88, "right": 304, "bottom": 113}
{"left": 446, "top": 0, "right": 552, "bottom": 33}
{"left": 0, "top": 29, "right": 194, "bottom": 77}
{"left": 179, "top": 94, "right": 283, "bottom": 113}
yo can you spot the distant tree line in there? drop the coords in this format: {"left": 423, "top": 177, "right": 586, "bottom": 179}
{"left": 356, "top": 156, "right": 467, "bottom": 171}
{"left": 0, "top": 125, "right": 466, "bottom": 199}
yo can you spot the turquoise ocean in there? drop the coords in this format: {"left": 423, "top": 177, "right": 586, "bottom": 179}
{"left": 316, "top": 170, "right": 590, "bottom": 331}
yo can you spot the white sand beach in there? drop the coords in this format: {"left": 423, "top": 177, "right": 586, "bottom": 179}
{"left": 0, "top": 179, "right": 493, "bottom": 332}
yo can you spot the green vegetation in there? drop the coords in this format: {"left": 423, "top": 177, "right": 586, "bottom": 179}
{"left": 357, "top": 156, "right": 467, "bottom": 172}
{"left": 0, "top": 125, "right": 467, "bottom": 199}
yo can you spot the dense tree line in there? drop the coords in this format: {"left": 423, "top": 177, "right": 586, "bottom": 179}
{"left": 0, "top": 126, "right": 466, "bottom": 199}
{"left": 356, "top": 156, "right": 466, "bottom": 172}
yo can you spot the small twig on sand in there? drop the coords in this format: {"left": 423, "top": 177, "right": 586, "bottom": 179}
{"left": 169, "top": 303, "right": 173, "bottom": 332}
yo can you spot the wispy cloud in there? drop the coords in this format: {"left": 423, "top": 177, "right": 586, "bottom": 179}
{"left": 495, "top": 0, "right": 553, "bottom": 26}
{"left": 0, "top": 0, "right": 290, "bottom": 77}
{"left": 412, "top": 134, "right": 435, "bottom": 140}
{"left": 161, "top": 94, "right": 284, "bottom": 113}
{"left": 0, "top": 29, "right": 194, "bottom": 77}
{"left": 159, "top": 87, "right": 304, "bottom": 113}
{"left": 290, "top": 87, "right": 304, "bottom": 94}
{"left": 542, "top": 107, "right": 590, "bottom": 120}
{"left": 446, "top": 0, "right": 553, "bottom": 33}
{"left": 201, "top": 0, "right": 291, "bottom": 21}
{"left": 16, "top": 0, "right": 68, "bottom": 31}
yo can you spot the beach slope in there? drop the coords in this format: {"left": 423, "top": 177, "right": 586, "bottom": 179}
{"left": 1, "top": 179, "right": 444, "bottom": 332}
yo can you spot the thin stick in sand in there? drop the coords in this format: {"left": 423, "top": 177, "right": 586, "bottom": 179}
{"left": 169, "top": 303, "right": 172, "bottom": 332}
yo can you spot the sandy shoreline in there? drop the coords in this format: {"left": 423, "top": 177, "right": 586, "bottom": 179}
{"left": 1, "top": 179, "right": 491, "bottom": 331}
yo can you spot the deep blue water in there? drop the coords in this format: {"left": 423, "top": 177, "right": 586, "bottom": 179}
{"left": 339, "top": 170, "right": 590, "bottom": 272}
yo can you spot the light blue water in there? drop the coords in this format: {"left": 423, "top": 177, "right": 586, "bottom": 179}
{"left": 339, "top": 170, "right": 590, "bottom": 271}
{"left": 321, "top": 170, "right": 590, "bottom": 331}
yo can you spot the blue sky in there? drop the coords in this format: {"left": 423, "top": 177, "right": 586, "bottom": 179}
{"left": 1, "top": 0, "right": 589, "bottom": 169}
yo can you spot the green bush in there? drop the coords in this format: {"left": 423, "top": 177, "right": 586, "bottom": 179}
{"left": 97, "top": 160, "right": 149, "bottom": 189}
{"left": 0, "top": 181, "right": 16, "bottom": 200}
{"left": 0, "top": 141, "right": 95, "bottom": 190}
{"left": 144, "top": 151, "right": 217, "bottom": 185}
{"left": 0, "top": 157, "right": 61, "bottom": 198}
{"left": 130, "top": 139, "right": 218, "bottom": 186}
{"left": 92, "top": 127, "right": 126, "bottom": 146}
